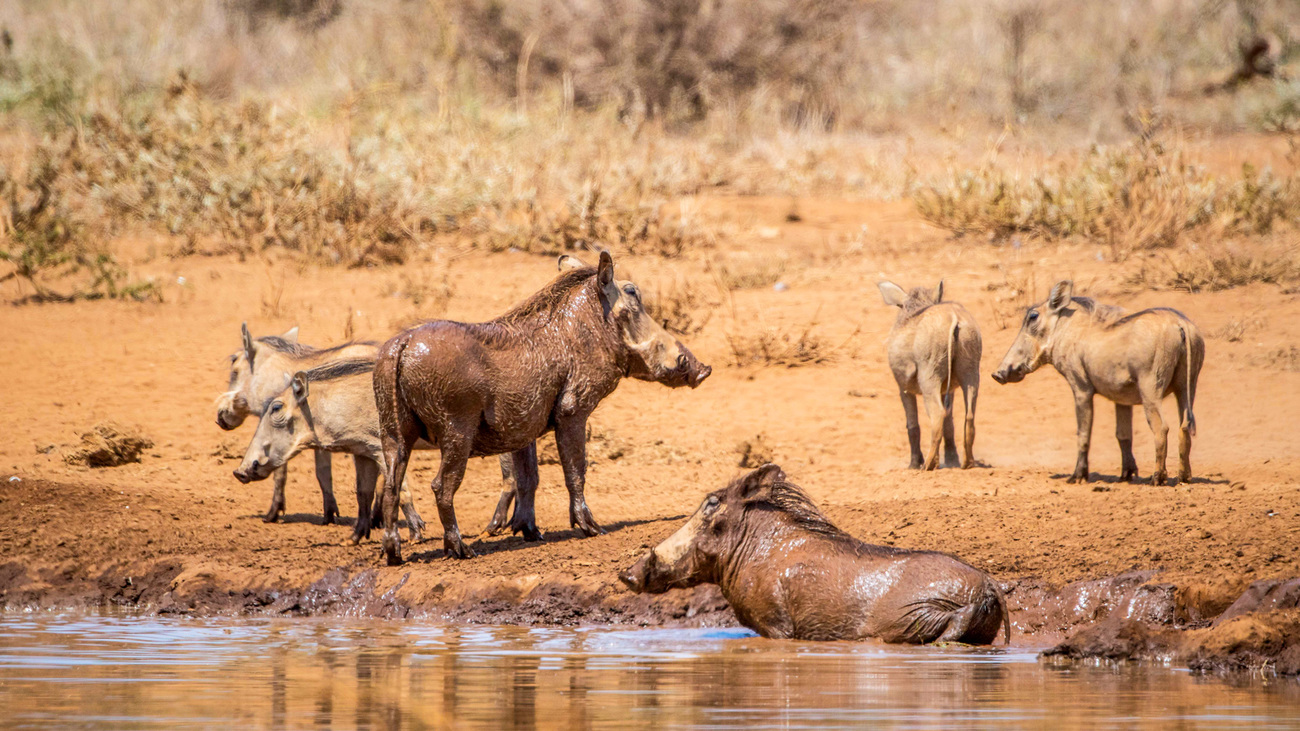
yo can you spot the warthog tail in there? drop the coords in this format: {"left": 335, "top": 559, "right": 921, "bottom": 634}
{"left": 993, "top": 580, "right": 1012, "bottom": 646}
{"left": 1179, "top": 325, "right": 1197, "bottom": 437}
{"left": 946, "top": 314, "right": 959, "bottom": 394}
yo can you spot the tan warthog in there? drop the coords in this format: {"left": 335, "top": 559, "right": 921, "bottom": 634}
{"left": 233, "top": 359, "right": 426, "bottom": 544}
{"left": 216, "top": 324, "right": 376, "bottom": 523}
{"left": 620, "top": 464, "right": 1010, "bottom": 644}
{"left": 991, "top": 280, "right": 1205, "bottom": 486}
{"left": 877, "top": 280, "right": 982, "bottom": 469}
{"left": 374, "top": 251, "right": 711, "bottom": 564}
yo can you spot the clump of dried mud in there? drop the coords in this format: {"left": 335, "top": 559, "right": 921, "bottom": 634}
{"left": 63, "top": 422, "right": 154, "bottom": 467}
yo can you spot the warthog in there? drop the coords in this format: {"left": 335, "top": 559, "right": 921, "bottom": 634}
{"left": 991, "top": 280, "right": 1205, "bottom": 485}
{"left": 877, "top": 280, "right": 982, "bottom": 469}
{"left": 216, "top": 324, "right": 376, "bottom": 523}
{"left": 374, "top": 251, "right": 712, "bottom": 563}
{"left": 232, "top": 358, "right": 427, "bottom": 544}
{"left": 620, "top": 464, "right": 1010, "bottom": 644}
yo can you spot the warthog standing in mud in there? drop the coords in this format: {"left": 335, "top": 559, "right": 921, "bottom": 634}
{"left": 991, "top": 280, "right": 1205, "bottom": 486}
{"left": 374, "top": 251, "right": 712, "bottom": 564}
{"left": 877, "top": 281, "right": 982, "bottom": 469}
{"left": 216, "top": 324, "right": 376, "bottom": 523}
{"left": 232, "top": 359, "right": 427, "bottom": 544}
{"left": 621, "top": 464, "right": 1010, "bottom": 644}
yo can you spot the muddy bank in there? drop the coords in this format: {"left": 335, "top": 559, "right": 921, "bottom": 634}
{"left": 6, "top": 546, "right": 1300, "bottom": 677}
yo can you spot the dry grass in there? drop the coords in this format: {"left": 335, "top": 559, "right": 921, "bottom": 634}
{"left": 712, "top": 253, "right": 791, "bottom": 291}
{"left": 1123, "top": 243, "right": 1300, "bottom": 293}
{"left": 644, "top": 275, "right": 718, "bottom": 336}
{"left": 914, "top": 137, "right": 1299, "bottom": 256}
{"left": 725, "top": 314, "right": 856, "bottom": 371}
{"left": 63, "top": 422, "right": 154, "bottom": 467}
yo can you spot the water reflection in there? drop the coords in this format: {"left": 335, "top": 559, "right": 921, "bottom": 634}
{"left": 0, "top": 614, "right": 1297, "bottom": 729}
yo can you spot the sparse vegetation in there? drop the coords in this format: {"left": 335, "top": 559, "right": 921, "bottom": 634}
{"left": 1124, "top": 244, "right": 1300, "bottom": 293}
{"left": 645, "top": 275, "right": 718, "bottom": 336}
{"left": 914, "top": 138, "right": 1299, "bottom": 255}
{"left": 713, "top": 254, "right": 790, "bottom": 291}
{"left": 725, "top": 316, "right": 856, "bottom": 370}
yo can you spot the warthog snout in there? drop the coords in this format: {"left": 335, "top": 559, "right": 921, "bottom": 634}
{"left": 991, "top": 366, "right": 1025, "bottom": 385}
{"left": 232, "top": 466, "right": 252, "bottom": 484}
{"left": 233, "top": 459, "right": 269, "bottom": 484}
{"left": 620, "top": 551, "right": 663, "bottom": 593}
{"left": 216, "top": 412, "right": 240, "bottom": 430}
{"left": 679, "top": 349, "right": 712, "bottom": 389}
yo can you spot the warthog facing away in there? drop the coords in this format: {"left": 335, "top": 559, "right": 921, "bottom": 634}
{"left": 374, "top": 251, "right": 711, "bottom": 564}
{"left": 877, "top": 281, "right": 982, "bottom": 469}
{"left": 232, "top": 359, "right": 427, "bottom": 544}
{"left": 216, "top": 324, "right": 376, "bottom": 523}
{"left": 991, "top": 280, "right": 1205, "bottom": 485}
{"left": 621, "top": 464, "right": 1010, "bottom": 644}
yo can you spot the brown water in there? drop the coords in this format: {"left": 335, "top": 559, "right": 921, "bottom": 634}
{"left": 0, "top": 614, "right": 1297, "bottom": 729}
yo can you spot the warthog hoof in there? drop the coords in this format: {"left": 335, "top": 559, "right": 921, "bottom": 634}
{"left": 321, "top": 507, "right": 338, "bottom": 526}
{"left": 443, "top": 535, "right": 476, "bottom": 559}
{"left": 407, "top": 518, "right": 426, "bottom": 544}
{"left": 382, "top": 534, "right": 403, "bottom": 566}
{"left": 1120, "top": 467, "right": 1139, "bottom": 483}
{"left": 1066, "top": 471, "right": 1091, "bottom": 484}
{"left": 571, "top": 506, "right": 605, "bottom": 537}
{"left": 1151, "top": 471, "right": 1168, "bottom": 487}
{"left": 1178, "top": 469, "right": 1192, "bottom": 484}
{"left": 263, "top": 507, "right": 284, "bottom": 523}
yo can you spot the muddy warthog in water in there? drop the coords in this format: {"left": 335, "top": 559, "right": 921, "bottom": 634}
{"left": 216, "top": 324, "right": 376, "bottom": 523}
{"left": 991, "top": 280, "right": 1205, "bottom": 485}
{"left": 232, "top": 359, "right": 427, "bottom": 544}
{"left": 621, "top": 464, "right": 1010, "bottom": 644}
{"left": 374, "top": 251, "right": 711, "bottom": 564}
{"left": 877, "top": 281, "right": 982, "bottom": 469}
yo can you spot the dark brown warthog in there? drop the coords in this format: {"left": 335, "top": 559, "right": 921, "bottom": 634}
{"left": 991, "top": 280, "right": 1205, "bottom": 485}
{"left": 621, "top": 464, "right": 1010, "bottom": 644}
{"left": 374, "top": 251, "right": 712, "bottom": 564}
{"left": 878, "top": 280, "right": 982, "bottom": 470}
{"left": 215, "top": 324, "right": 376, "bottom": 523}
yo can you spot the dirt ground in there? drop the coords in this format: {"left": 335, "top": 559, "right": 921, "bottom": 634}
{"left": 2, "top": 189, "right": 1299, "bottom": 653}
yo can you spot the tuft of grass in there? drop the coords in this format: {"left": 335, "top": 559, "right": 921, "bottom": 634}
{"left": 712, "top": 253, "right": 789, "bottom": 291}
{"left": 645, "top": 275, "right": 717, "bottom": 336}
{"left": 725, "top": 315, "right": 856, "bottom": 370}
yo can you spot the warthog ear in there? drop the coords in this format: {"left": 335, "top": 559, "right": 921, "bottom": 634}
{"left": 291, "top": 372, "right": 309, "bottom": 402}
{"left": 934, "top": 280, "right": 944, "bottom": 303}
{"left": 282, "top": 326, "right": 299, "bottom": 343}
{"left": 597, "top": 250, "right": 615, "bottom": 288}
{"left": 738, "top": 463, "right": 786, "bottom": 500}
{"left": 241, "top": 322, "right": 255, "bottom": 364}
{"left": 557, "top": 254, "right": 587, "bottom": 272}
{"left": 1048, "top": 280, "right": 1074, "bottom": 312}
{"left": 877, "top": 281, "right": 907, "bottom": 307}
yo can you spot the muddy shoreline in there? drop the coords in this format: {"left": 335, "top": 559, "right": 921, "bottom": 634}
{"left": 5, "top": 549, "right": 1299, "bottom": 677}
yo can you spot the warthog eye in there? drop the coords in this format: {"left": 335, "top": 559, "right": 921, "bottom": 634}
{"left": 623, "top": 284, "right": 638, "bottom": 299}
{"left": 270, "top": 402, "right": 283, "bottom": 414}
{"left": 1026, "top": 311, "right": 1039, "bottom": 324}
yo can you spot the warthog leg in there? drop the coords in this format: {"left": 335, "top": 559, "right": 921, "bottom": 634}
{"left": 313, "top": 450, "right": 338, "bottom": 526}
{"left": 351, "top": 456, "right": 380, "bottom": 544}
{"left": 1115, "top": 404, "right": 1139, "bottom": 482}
{"left": 940, "top": 391, "right": 960, "bottom": 469}
{"left": 556, "top": 416, "right": 604, "bottom": 536}
{"left": 483, "top": 453, "right": 520, "bottom": 537}
{"left": 899, "top": 390, "right": 923, "bottom": 469}
{"left": 1067, "top": 386, "right": 1094, "bottom": 483}
{"left": 433, "top": 433, "right": 475, "bottom": 559}
{"left": 961, "top": 380, "right": 978, "bottom": 469}
{"left": 379, "top": 440, "right": 411, "bottom": 566}
{"left": 1141, "top": 380, "right": 1170, "bottom": 487}
{"left": 264, "top": 465, "right": 288, "bottom": 522}
{"left": 506, "top": 442, "right": 543, "bottom": 541}
{"left": 920, "top": 385, "right": 949, "bottom": 471}
{"left": 1174, "top": 387, "right": 1193, "bottom": 484}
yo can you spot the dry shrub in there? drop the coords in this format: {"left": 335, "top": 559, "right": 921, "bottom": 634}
{"left": 645, "top": 276, "right": 717, "bottom": 336}
{"left": 64, "top": 422, "right": 154, "bottom": 467}
{"left": 1124, "top": 244, "right": 1300, "bottom": 293}
{"left": 476, "top": 184, "right": 717, "bottom": 259}
{"left": 725, "top": 316, "right": 854, "bottom": 370}
{"left": 914, "top": 138, "right": 1298, "bottom": 255}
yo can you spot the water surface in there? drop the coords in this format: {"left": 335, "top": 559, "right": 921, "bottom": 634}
{"left": 0, "top": 614, "right": 1296, "bottom": 729}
